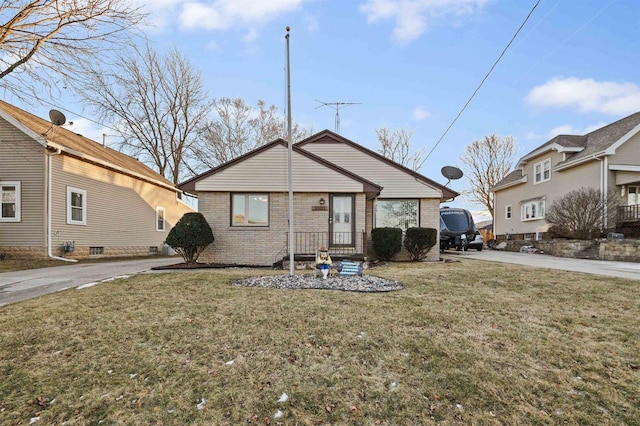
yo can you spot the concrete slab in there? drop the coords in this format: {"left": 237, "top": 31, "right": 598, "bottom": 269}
{"left": 0, "top": 257, "right": 179, "bottom": 307}
{"left": 444, "top": 249, "right": 640, "bottom": 281}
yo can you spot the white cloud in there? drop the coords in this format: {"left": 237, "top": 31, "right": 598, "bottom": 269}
{"left": 65, "top": 118, "right": 116, "bottom": 148}
{"left": 305, "top": 14, "right": 320, "bottom": 32}
{"left": 525, "top": 77, "right": 640, "bottom": 116}
{"left": 243, "top": 28, "right": 260, "bottom": 43}
{"left": 359, "top": 0, "right": 489, "bottom": 43}
{"left": 206, "top": 40, "right": 223, "bottom": 53}
{"left": 179, "top": 0, "right": 305, "bottom": 31}
{"left": 413, "top": 105, "right": 430, "bottom": 120}
{"left": 547, "top": 123, "right": 606, "bottom": 138}
{"left": 526, "top": 122, "right": 608, "bottom": 140}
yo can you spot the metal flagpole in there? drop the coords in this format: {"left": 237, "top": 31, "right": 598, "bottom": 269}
{"left": 285, "top": 27, "right": 294, "bottom": 276}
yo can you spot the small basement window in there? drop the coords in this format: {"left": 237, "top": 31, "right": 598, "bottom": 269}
{"left": 149, "top": 246, "right": 159, "bottom": 254}
{"left": 89, "top": 246, "right": 104, "bottom": 256}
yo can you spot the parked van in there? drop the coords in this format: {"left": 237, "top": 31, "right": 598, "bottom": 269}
{"left": 439, "top": 207, "right": 476, "bottom": 251}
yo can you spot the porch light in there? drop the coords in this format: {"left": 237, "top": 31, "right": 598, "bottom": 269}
{"left": 319, "top": 197, "right": 325, "bottom": 206}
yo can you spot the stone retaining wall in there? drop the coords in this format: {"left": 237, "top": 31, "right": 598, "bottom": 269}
{"left": 496, "top": 239, "right": 640, "bottom": 263}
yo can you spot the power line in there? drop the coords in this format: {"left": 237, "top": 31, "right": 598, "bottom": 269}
{"left": 6, "top": 85, "right": 128, "bottom": 138}
{"left": 424, "top": 0, "right": 541, "bottom": 162}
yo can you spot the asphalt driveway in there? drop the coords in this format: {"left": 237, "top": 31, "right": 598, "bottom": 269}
{"left": 444, "top": 249, "right": 640, "bottom": 281}
{"left": 0, "top": 257, "right": 178, "bottom": 307}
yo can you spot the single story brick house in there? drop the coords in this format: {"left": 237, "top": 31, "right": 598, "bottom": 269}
{"left": 179, "top": 130, "right": 458, "bottom": 266}
{"left": 0, "top": 100, "right": 194, "bottom": 260}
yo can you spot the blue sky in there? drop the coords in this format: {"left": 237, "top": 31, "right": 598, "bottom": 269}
{"left": 7, "top": 0, "right": 640, "bottom": 215}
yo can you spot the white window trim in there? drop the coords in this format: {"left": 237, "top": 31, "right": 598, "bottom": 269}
{"left": 533, "top": 158, "right": 551, "bottom": 184}
{"left": 67, "top": 187, "right": 87, "bottom": 225}
{"left": 520, "top": 199, "right": 545, "bottom": 222}
{"left": 0, "top": 181, "right": 21, "bottom": 222}
{"left": 505, "top": 205, "right": 512, "bottom": 220}
{"left": 156, "top": 206, "right": 166, "bottom": 231}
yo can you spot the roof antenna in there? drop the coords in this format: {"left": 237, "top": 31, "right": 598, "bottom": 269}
{"left": 441, "top": 165, "right": 463, "bottom": 187}
{"left": 315, "top": 100, "right": 361, "bottom": 134}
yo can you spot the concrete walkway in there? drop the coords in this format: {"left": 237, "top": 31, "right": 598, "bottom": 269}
{"left": 444, "top": 249, "right": 640, "bottom": 281}
{"left": 0, "top": 257, "right": 179, "bottom": 307}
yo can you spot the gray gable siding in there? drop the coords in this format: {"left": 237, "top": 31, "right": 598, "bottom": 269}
{"left": 301, "top": 142, "right": 442, "bottom": 198}
{"left": 0, "top": 118, "right": 46, "bottom": 247}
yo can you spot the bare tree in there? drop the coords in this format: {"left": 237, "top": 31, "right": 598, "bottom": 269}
{"left": 375, "top": 127, "right": 426, "bottom": 171}
{"left": 80, "top": 43, "right": 211, "bottom": 184}
{"left": 194, "top": 98, "right": 311, "bottom": 168}
{"left": 546, "top": 188, "right": 619, "bottom": 239}
{"left": 460, "top": 134, "right": 516, "bottom": 217}
{"left": 0, "top": 0, "right": 145, "bottom": 100}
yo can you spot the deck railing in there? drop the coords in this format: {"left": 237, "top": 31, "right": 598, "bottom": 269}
{"left": 285, "top": 231, "right": 366, "bottom": 256}
{"left": 617, "top": 204, "right": 640, "bottom": 222}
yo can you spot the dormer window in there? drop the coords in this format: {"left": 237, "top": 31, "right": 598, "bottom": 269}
{"left": 534, "top": 158, "right": 551, "bottom": 184}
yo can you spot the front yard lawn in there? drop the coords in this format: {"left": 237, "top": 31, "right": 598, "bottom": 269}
{"left": 0, "top": 260, "right": 638, "bottom": 425}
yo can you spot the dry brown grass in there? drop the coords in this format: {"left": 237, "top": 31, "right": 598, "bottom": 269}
{"left": 0, "top": 260, "right": 638, "bottom": 425}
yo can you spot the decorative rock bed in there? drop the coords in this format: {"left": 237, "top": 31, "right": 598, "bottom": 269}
{"left": 234, "top": 274, "right": 403, "bottom": 293}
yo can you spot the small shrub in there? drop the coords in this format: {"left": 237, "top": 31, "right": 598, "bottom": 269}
{"left": 404, "top": 227, "right": 437, "bottom": 261}
{"left": 166, "top": 212, "right": 214, "bottom": 265}
{"left": 371, "top": 227, "right": 402, "bottom": 261}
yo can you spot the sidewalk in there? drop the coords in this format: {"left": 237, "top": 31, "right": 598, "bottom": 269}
{"left": 0, "top": 257, "right": 178, "bottom": 307}
{"left": 445, "top": 249, "right": 640, "bottom": 281}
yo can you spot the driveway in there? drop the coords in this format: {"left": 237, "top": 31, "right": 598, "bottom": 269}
{"left": 0, "top": 257, "right": 178, "bottom": 307}
{"left": 444, "top": 249, "right": 640, "bottom": 281}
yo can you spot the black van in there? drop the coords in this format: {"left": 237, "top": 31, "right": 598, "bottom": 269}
{"left": 439, "top": 207, "right": 476, "bottom": 251}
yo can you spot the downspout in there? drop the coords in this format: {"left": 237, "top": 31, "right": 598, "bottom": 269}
{"left": 47, "top": 148, "right": 77, "bottom": 262}
{"left": 603, "top": 156, "right": 609, "bottom": 230}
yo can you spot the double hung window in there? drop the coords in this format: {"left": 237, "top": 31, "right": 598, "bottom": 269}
{"left": 0, "top": 182, "right": 20, "bottom": 222}
{"left": 67, "top": 187, "right": 87, "bottom": 225}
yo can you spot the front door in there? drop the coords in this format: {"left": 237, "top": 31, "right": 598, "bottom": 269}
{"left": 330, "top": 194, "right": 354, "bottom": 246}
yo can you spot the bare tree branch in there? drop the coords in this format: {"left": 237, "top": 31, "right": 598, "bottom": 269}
{"left": 546, "top": 188, "right": 619, "bottom": 239}
{"left": 0, "top": 0, "right": 145, "bottom": 100}
{"left": 460, "top": 134, "right": 517, "bottom": 217}
{"left": 375, "top": 127, "right": 426, "bottom": 171}
{"left": 193, "top": 98, "right": 311, "bottom": 168}
{"left": 79, "top": 43, "right": 211, "bottom": 185}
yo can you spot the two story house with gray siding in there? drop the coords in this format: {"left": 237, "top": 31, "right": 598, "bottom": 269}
{"left": 180, "top": 130, "right": 458, "bottom": 266}
{"left": 492, "top": 112, "right": 640, "bottom": 240}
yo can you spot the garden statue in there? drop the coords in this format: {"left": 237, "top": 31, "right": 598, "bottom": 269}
{"left": 316, "top": 246, "right": 332, "bottom": 279}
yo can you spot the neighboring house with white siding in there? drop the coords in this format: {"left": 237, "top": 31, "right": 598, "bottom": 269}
{"left": 0, "top": 100, "right": 194, "bottom": 260}
{"left": 492, "top": 112, "right": 640, "bottom": 240}
{"left": 179, "top": 130, "right": 458, "bottom": 266}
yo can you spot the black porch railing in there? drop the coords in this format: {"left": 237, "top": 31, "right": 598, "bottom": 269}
{"left": 617, "top": 204, "right": 640, "bottom": 222}
{"left": 285, "top": 232, "right": 366, "bottom": 256}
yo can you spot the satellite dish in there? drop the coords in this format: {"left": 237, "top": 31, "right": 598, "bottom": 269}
{"left": 441, "top": 166, "right": 463, "bottom": 186}
{"left": 49, "top": 109, "right": 66, "bottom": 126}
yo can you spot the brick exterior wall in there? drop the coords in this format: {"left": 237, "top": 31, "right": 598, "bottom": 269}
{"left": 199, "top": 192, "right": 368, "bottom": 266}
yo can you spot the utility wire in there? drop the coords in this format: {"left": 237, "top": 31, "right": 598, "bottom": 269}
{"left": 424, "top": 0, "right": 541, "bottom": 162}
{"left": 6, "top": 84, "right": 130, "bottom": 139}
